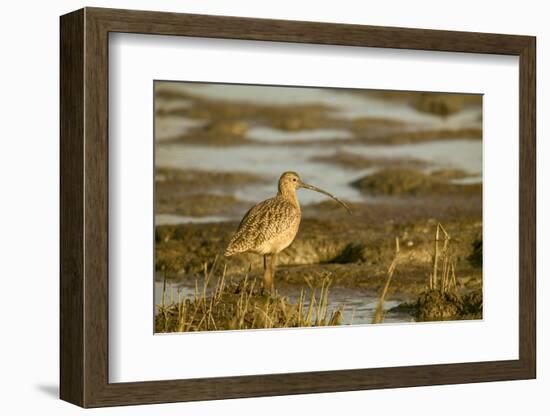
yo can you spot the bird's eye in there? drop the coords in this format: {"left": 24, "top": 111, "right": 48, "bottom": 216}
{"left": 292, "top": 178, "right": 297, "bottom": 182}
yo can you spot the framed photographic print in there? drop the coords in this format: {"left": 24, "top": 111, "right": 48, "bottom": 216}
{"left": 60, "top": 7, "right": 536, "bottom": 408}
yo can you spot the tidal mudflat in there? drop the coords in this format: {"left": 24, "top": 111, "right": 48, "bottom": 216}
{"left": 154, "top": 82, "right": 483, "bottom": 332}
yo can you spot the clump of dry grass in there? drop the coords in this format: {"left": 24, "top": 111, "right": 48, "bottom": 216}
{"left": 415, "top": 223, "right": 482, "bottom": 321}
{"left": 372, "top": 237, "right": 402, "bottom": 324}
{"left": 155, "top": 257, "right": 345, "bottom": 333}
{"left": 373, "top": 223, "right": 482, "bottom": 323}
{"left": 428, "top": 223, "right": 458, "bottom": 292}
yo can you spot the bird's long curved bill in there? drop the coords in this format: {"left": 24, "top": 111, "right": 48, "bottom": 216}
{"left": 300, "top": 182, "right": 352, "bottom": 214}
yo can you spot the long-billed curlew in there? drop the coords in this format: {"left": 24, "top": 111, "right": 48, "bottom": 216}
{"left": 224, "top": 171, "right": 351, "bottom": 293}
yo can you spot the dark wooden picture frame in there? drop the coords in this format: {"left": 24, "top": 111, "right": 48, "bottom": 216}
{"left": 60, "top": 7, "right": 536, "bottom": 408}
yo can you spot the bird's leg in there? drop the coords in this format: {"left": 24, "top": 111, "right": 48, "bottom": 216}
{"left": 269, "top": 253, "right": 277, "bottom": 295}
{"left": 263, "top": 254, "right": 274, "bottom": 294}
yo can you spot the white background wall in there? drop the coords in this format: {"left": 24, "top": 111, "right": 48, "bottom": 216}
{"left": 0, "top": 1, "right": 545, "bottom": 414}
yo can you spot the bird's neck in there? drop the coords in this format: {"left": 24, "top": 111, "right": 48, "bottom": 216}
{"left": 277, "top": 189, "right": 300, "bottom": 209}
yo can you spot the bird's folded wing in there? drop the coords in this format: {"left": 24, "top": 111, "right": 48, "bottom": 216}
{"left": 228, "top": 198, "right": 299, "bottom": 252}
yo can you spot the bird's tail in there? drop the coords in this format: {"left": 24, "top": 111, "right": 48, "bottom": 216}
{"left": 225, "top": 236, "right": 247, "bottom": 257}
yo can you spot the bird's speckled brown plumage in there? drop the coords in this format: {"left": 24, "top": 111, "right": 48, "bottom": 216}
{"left": 224, "top": 195, "right": 301, "bottom": 256}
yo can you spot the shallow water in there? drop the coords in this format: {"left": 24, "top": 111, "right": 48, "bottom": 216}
{"left": 156, "top": 139, "right": 481, "bottom": 208}
{"left": 155, "top": 116, "right": 207, "bottom": 142}
{"left": 156, "top": 214, "right": 230, "bottom": 225}
{"left": 450, "top": 176, "right": 483, "bottom": 185}
{"left": 164, "top": 83, "right": 481, "bottom": 129}
{"left": 247, "top": 126, "right": 353, "bottom": 143}
{"left": 154, "top": 279, "right": 413, "bottom": 326}
{"left": 155, "top": 97, "right": 192, "bottom": 112}
{"left": 341, "top": 139, "right": 482, "bottom": 173}
{"left": 156, "top": 143, "right": 370, "bottom": 205}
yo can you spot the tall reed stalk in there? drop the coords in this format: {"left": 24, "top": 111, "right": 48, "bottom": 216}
{"left": 372, "top": 237, "right": 401, "bottom": 324}
{"left": 428, "top": 223, "right": 457, "bottom": 293}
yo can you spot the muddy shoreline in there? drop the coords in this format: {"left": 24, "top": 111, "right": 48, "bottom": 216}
{"left": 155, "top": 197, "right": 482, "bottom": 301}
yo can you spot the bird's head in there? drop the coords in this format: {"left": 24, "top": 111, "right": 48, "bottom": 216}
{"left": 277, "top": 171, "right": 352, "bottom": 214}
{"left": 278, "top": 171, "right": 302, "bottom": 192}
